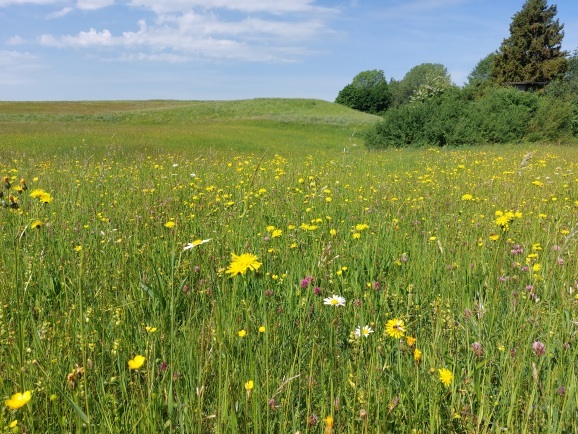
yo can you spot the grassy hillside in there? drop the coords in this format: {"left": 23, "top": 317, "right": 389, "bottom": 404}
{"left": 0, "top": 99, "right": 379, "bottom": 155}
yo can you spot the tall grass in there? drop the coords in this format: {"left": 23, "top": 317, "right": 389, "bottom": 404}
{"left": 0, "top": 101, "right": 577, "bottom": 432}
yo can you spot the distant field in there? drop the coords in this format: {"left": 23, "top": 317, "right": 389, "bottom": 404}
{"left": 1, "top": 100, "right": 578, "bottom": 433}
{"left": 0, "top": 99, "right": 380, "bottom": 155}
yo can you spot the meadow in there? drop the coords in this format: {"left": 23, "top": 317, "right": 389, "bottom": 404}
{"left": 1, "top": 99, "right": 577, "bottom": 433}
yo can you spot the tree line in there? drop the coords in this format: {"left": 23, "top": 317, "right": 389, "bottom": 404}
{"left": 334, "top": 0, "right": 577, "bottom": 148}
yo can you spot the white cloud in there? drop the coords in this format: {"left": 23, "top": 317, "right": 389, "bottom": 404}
{"left": 128, "top": 0, "right": 333, "bottom": 14}
{"left": 6, "top": 35, "right": 26, "bottom": 45}
{"left": 46, "top": 6, "right": 73, "bottom": 18}
{"left": 38, "top": 4, "right": 333, "bottom": 62}
{"left": 76, "top": 0, "right": 115, "bottom": 10}
{"left": 0, "top": 50, "right": 43, "bottom": 85}
{"left": 0, "top": 0, "right": 61, "bottom": 5}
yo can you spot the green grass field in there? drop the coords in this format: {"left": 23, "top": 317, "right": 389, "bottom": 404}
{"left": 1, "top": 99, "right": 577, "bottom": 433}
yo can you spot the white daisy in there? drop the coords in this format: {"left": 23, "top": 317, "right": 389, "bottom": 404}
{"left": 323, "top": 294, "right": 346, "bottom": 307}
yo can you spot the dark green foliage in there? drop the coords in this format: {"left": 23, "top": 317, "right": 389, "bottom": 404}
{"left": 492, "top": 0, "right": 567, "bottom": 84}
{"left": 335, "top": 70, "right": 391, "bottom": 114}
{"left": 364, "top": 87, "right": 575, "bottom": 149}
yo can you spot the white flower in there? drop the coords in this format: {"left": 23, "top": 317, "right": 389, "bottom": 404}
{"left": 323, "top": 294, "right": 346, "bottom": 307}
{"left": 183, "top": 239, "right": 211, "bottom": 251}
{"left": 354, "top": 325, "right": 374, "bottom": 338}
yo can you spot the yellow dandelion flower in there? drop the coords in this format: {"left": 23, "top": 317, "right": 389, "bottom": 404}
{"left": 258, "top": 326, "right": 266, "bottom": 333}
{"left": 30, "top": 220, "right": 44, "bottom": 229}
{"left": 438, "top": 368, "right": 453, "bottom": 387}
{"left": 244, "top": 380, "right": 254, "bottom": 391}
{"left": 238, "top": 329, "right": 247, "bottom": 337}
{"left": 385, "top": 318, "right": 405, "bottom": 339}
{"left": 414, "top": 348, "right": 422, "bottom": 362}
{"left": 164, "top": 221, "right": 176, "bottom": 228}
{"left": 226, "top": 253, "right": 262, "bottom": 276}
{"left": 461, "top": 194, "right": 473, "bottom": 201}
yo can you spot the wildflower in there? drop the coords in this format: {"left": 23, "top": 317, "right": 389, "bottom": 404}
{"left": 30, "top": 220, "right": 44, "bottom": 229}
{"left": 438, "top": 368, "right": 453, "bottom": 387}
{"left": 461, "top": 193, "right": 473, "bottom": 200}
{"left": 532, "top": 341, "right": 546, "bottom": 357}
{"left": 472, "top": 342, "right": 483, "bottom": 357}
{"left": 9, "top": 420, "right": 17, "bottom": 428}
{"left": 164, "top": 221, "right": 176, "bottom": 228}
{"left": 324, "top": 415, "right": 334, "bottom": 432}
{"left": 183, "top": 238, "right": 211, "bottom": 250}
{"left": 5, "top": 391, "right": 31, "bottom": 410}
{"left": 145, "top": 326, "right": 157, "bottom": 333}
{"left": 489, "top": 234, "right": 500, "bottom": 241}
{"left": 385, "top": 318, "right": 405, "bottom": 339}
{"left": 128, "top": 355, "right": 146, "bottom": 370}
{"left": 406, "top": 336, "right": 417, "bottom": 347}
{"left": 323, "top": 294, "right": 346, "bottom": 307}
{"left": 244, "top": 380, "right": 254, "bottom": 391}
{"left": 238, "top": 329, "right": 247, "bottom": 337}
{"left": 226, "top": 253, "right": 262, "bottom": 276}
{"left": 38, "top": 192, "right": 53, "bottom": 204}
{"left": 29, "top": 189, "right": 45, "bottom": 198}
{"left": 413, "top": 348, "right": 422, "bottom": 362}
{"left": 355, "top": 223, "right": 369, "bottom": 231}
{"left": 271, "top": 229, "right": 282, "bottom": 238}
{"left": 258, "top": 326, "right": 266, "bottom": 333}
{"left": 354, "top": 325, "right": 374, "bottom": 338}
{"left": 74, "top": 245, "right": 82, "bottom": 252}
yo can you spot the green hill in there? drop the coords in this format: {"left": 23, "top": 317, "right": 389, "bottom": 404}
{"left": 0, "top": 99, "right": 379, "bottom": 154}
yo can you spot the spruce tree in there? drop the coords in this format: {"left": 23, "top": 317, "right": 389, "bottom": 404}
{"left": 492, "top": 0, "right": 567, "bottom": 84}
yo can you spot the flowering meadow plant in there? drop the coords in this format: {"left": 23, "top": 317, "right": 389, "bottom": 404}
{"left": 1, "top": 111, "right": 578, "bottom": 433}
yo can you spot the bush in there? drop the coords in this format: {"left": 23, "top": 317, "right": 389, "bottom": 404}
{"left": 363, "top": 86, "right": 574, "bottom": 149}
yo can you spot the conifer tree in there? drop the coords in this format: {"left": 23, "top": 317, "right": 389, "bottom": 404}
{"left": 492, "top": 0, "right": 567, "bottom": 84}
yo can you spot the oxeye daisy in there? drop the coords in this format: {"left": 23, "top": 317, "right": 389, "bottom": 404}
{"left": 323, "top": 294, "right": 346, "bottom": 307}
{"left": 354, "top": 325, "right": 374, "bottom": 338}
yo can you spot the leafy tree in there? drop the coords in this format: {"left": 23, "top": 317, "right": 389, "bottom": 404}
{"left": 492, "top": 0, "right": 567, "bottom": 84}
{"left": 335, "top": 70, "right": 391, "bottom": 114}
{"left": 544, "top": 49, "right": 578, "bottom": 99}
{"left": 467, "top": 53, "right": 496, "bottom": 87}
{"left": 390, "top": 63, "right": 452, "bottom": 107}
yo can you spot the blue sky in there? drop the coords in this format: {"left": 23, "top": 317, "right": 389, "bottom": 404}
{"left": 1, "top": 0, "right": 577, "bottom": 101}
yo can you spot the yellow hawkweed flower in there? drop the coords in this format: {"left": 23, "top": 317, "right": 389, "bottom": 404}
{"left": 244, "top": 380, "right": 254, "bottom": 391}
{"left": 385, "top": 318, "right": 406, "bottom": 339}
{"left": 226, "top": 253, "right": 262, "bottom": 276}
{"left": 438, "top": 368, "right": 453, "bottom": 387}
{"left": 238, "top": 329, "right": 247, "bottom": 337}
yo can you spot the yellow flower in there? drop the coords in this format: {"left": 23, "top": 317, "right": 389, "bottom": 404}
{"left": 29, "top": 189, "right": 46, "bottom": 199}
{"left": 406, "top": 336, "right": 417, "bottom": 347}
{"left": 74, "top": 245, "right": 82, "bottom": 252}
{"left": 145, "top": 326, "right": 157, "bottom": 333}
{"left": 128, "top": 355, "right": 146, "bottom": 370}
{"left": 164, "top": 221, "right": 176, "bottom": 228}
{"left": 5, "top": 391, "right": 31, "bottom": 410}
{"left": 385, "top": 318, "right": 405, "bottom": 339}
{"left": 9, "top": 420, "right": 17, "bottom": 428}
{"left": 271, "top": 229, "right": 282, "bottom": 238}
{"left": 414, "top": 348, "right": 422, "bottom": 362}
{"left": 461, "top": 193, "right": 473, "bottom": 201}
{"left": 244, "top": 380, "right": 254, "bottom": 391}
{"left": 489, "top": 234, "right": 500, "bottom": 241}
{"left": 30, "top": 220, "right": 44, "bottom": 229}
{"left": 438, "top": 368, "right": 453, "bottom": 387}
{"left": 258, "top": 326, "right": 266, "bottom": 333}
{"left": 225, "top": 253, "right": 262, "bottom": 276}
{"left": 238, "top": 329, "right": 247, "bottom": 337}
